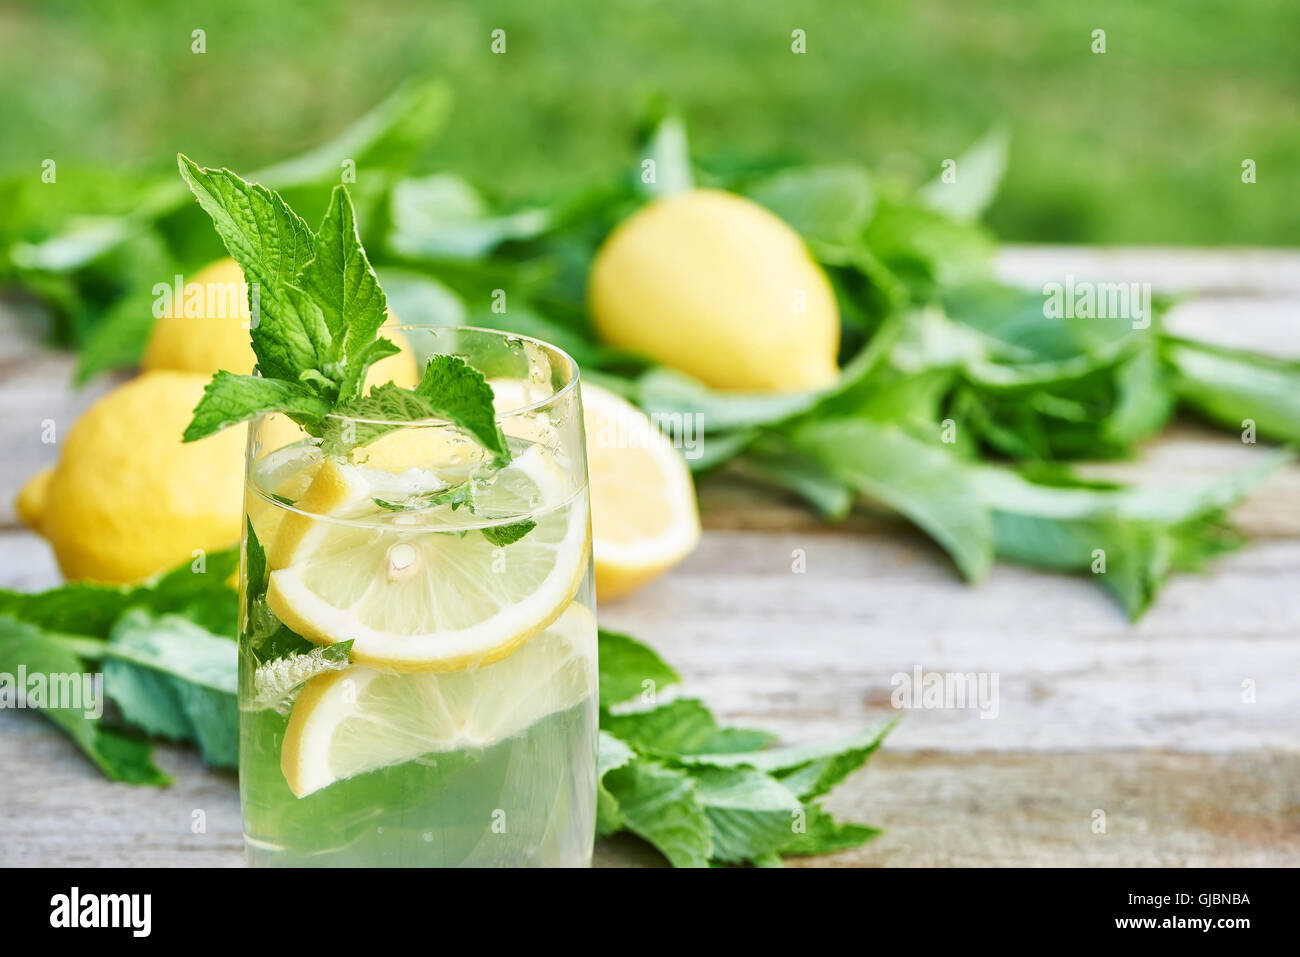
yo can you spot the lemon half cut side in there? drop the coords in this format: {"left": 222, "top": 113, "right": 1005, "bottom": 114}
{"left": 582, "top": 383, "right": 700, "bottom": 600}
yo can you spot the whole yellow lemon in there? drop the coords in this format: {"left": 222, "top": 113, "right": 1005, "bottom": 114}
{"left": 19, "top": 372, "right": 246, "bottom": 583}
{"left": 588, "top": 189, "right": 839, "bottom": 392}
{"left": 142, "top": 256, "right": 420, "bottom": 388}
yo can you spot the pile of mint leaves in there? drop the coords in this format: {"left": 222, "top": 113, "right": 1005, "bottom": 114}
{"left": 6, "top": 84, "right": 1296, "bottom": 617}
{"left": 0, "top": 550, "right": 891, "bottom": 867}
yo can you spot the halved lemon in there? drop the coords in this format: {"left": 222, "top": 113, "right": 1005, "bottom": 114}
{"left": 265, "top": 443, "right": 590, "bottom": 673}
{"left": 581, "top": 383, "right": 700, "bottom": 600}
{"left": 280, "top": 602, "right": 596, "bottom": 797}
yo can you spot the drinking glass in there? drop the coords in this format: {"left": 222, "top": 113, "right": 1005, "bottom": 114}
{"left": 238, "top": 327, "right": 597, "bottom": 866}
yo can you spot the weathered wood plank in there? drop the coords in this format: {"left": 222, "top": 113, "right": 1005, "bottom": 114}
{"left": 597, "top": 531, "right": 1300, "bottom": 753}
{"left": 811, "top": 750, "right": 1300, "bottom": 867}
{"left": 3, "top": 711, "right": 1295, "bottom": 867}
{"left": 997, "top": 245, "right": 1300, "bottom": 298}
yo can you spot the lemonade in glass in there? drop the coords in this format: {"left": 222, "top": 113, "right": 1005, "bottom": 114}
{"left": 238, "top": 327, "right": 597, "bottom": 866}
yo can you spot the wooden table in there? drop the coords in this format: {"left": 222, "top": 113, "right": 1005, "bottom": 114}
{"left": 3, "top": 246, "right": 1298, "bottom": 867}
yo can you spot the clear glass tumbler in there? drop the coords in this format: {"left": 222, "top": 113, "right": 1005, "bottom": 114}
{"left": 237, "top": 327, "right": 597, "bottom": 866}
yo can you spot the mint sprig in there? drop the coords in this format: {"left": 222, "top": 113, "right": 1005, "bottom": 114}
{"left": 175, "top": 156, "right": 507, "bottom": 464}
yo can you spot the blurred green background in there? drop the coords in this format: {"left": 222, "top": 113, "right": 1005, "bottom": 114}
{"left": 1, "top": 0, "right": 1296, "bottom": 244}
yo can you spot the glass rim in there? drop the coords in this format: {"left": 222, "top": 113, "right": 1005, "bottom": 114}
{"left": 318, "top": 324, "right": 581, "bottom": 427}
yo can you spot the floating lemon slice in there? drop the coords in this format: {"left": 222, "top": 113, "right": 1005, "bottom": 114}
{"left": 280, "top": 602, "right": 596, "bottom": 797}
{"left": 265, "top": 443, "right": 590, "bottom": 673}
{"left": 580, "top": 383, "right": 700, "bottom": 600}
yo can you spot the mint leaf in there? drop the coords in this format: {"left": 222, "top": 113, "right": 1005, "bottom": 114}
{"left": 387, "top": 174, "right": 552, "bottom": 260}
{"left": 678, "top": 722, "right": 895, "bottom": 801}
{"left": 481, "top": 519, "right": 536, "bottom": 547}
{"left": 323, "top": 356, "right": 507, "bottom": 464}
{"left": 0, "top": 546, "right": 239, "bottom": 639}
{"left": 0, "top": 616, "right": 170, "bottom": 785}
{"left": 596, "top": 732, "right": 636, "bottom": 837}
{"left": 601, "top": 758, "right": 713, "bottom": 867}
{"left": 323, "top": 381, "right": 441, "bottom": 451}
{"left": 918, "top": 125, "right": 1010, "bottom": 222}
{"left": 245, "top": 519, "right": 267, "bottom": 610}
{"left": 782, "top": 803, "right": 882, "bottom": 857}
{"left": 374, "top": 480, "right": 475, "bottom": 513}
{"left": 102, "top": 610, "right": 238, "bottom": 767}
{"left": 602, "top": 698, "right": 776, "bottom": 756}
{"left": 638, "top": 111, "right": 693, "bottom": 198}
{"left": 973, "top": 455, "right": 1288, "bottom": 618}
{"left": 415, "top": 355, "right": 510, "bottom": 464}
{"left": 337, "top": 336, "right": 401, "bottom": 402}
{"left": 790, "top": 419, "right": 994, "bottom": 581}
{"left": 183, "top": 371, "right": 331, "bottom": 442}
{"left": 1166, "top": 337, "right": 1300, "bottom": 445}
{"left": 597, "top": 629, "right": 680, "bottom": 708}
{"left": 747, "top": 164, "right": 875, "bottom": 247}
{"left": 692, "top": 766, "right": 803, "bottom": 863}
{"left": 177, "top": 156, "right": 330, "bottom": 383}
{"left": 300, "top": 185, "right": 389, "bottom": 392}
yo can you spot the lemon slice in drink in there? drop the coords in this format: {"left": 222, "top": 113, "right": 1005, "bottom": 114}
{"left": 280, "top": 602, "right": 596, "bottom": 797}
{"left": 265, "top": 443, "right": 590, "bottom": 673}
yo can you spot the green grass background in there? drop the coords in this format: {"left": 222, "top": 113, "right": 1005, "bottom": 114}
{"left": 2, "top": 0, "right": 1296, "bottom": 244}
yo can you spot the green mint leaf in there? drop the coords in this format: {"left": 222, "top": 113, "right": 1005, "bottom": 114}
{"left": 638, "top": 111, "right": 693, "bottom": 198}
{"left": 415, "top": 355, "right": 510, "bottom": 464}
{"left": 597, "top": 629, "right": 680, "bottom": 708}
{"left": 972, "top": 454, "right": 1289, "bottom": 619}
{"left": 322, "top": 381, "right": 441, "bottom": 452}
{"left": 746, "top": 164, "right": 875, "bottom": 247}
{"left": 481, "top": 519, "right": 536, "bottom": 547}
{"left": 248, "top": 640, "right": 353, "bottom": 714}
{"left": 387, "top": 173, "right": 552, "bottom": 260}
{"left": 1166, "top": 336, "right": 1300, "bottom": 445}
{"left": 789, "top": 419, "right": 994, "bottom": 581}
{"left": 601, "top": 757, "right": 713, "bottom": 867}
{"left": 102, "top": 610, "right": 238, "bottom": 768}
{"left": 691, "top": 766, "right": 803, "bottom": 864}
{"left": 324, "top": 358, "right": 509, "bottom": 463}
{"left": 0, "top": 615, "right": 170, "bottom": 785}
{"left": 300, "top": 185, "right": 389, "bottom": 383}
{"left": 337, "top": 336, "right": 401, "bottom": 402}
{"left": 142, "top": 547, "right": 241, "bottom": 637}
{"left": 781, "top": 803, "right": 881, "bottom": 857}
{"left": 918, "top": 125, "right": 1010, "bottom": 222}
{"left": 177, "top": 156, "right": 331, "bottom": 383}
{"left": 601, "top": 698, "right": 776, "bottom": 756}
{"left": 0, "top": 546, "right": 240, "bottom": 640}
{"left": 0, "top": 584, "right": 136, "bottom": 641}
{"left": 374, "top": 480, "right": 476, "bottom": 513}
{"left": 677, "top": 722, "right": 896, "bottom": 802}
{"left": 182, "top": 371, "right": 331, "bottom": 442}
{"left": 596, "top": 732, "right": 636, "bottom": 837}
